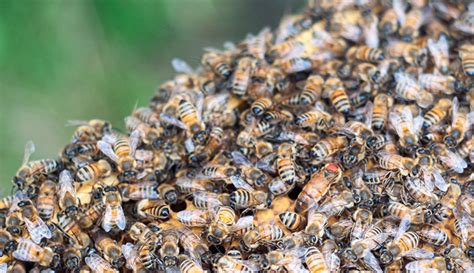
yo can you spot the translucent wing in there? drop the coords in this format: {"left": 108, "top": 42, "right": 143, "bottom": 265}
{"left": 159, "top": 113, "right": 187, "bottom": 130}
{"left": 452, "top": 97, "right": 459, "bottom": 127}
{"left": 13, "top": 238, "right": 42, "bottom": 262}
{"left": 413, "top": 115, "right": 424, "bottom": 134}
{"left": 400, "top": 106, "right": 415, "bottom": 134}
{"left": 24, "top": 218, "right": 52, "bottom": 244}
{"left": 101, "top": 133, "right": 118, "bottom": 144}
{"left": 85, "top": 253, "right": 117, "bottom": 272}
{"left": 0, "top": 263, "right": 7, "bottom": 273}
{"left": 176, "top": 176, "right": 205, "bottom": 192}
{"left": 195, "top": 91, "right": 204, "bottom": 120}
{"left": 403, "top": 248, "right": 434, "bottom": 259}
{"left": 440, "top": 150, "right": 467, "bottom": 173}
{"left": 171, "top": 58, "right": 194, "bottom": 74}
{"left": 231, "top": 151, "right": 252, "bottom": 166}
{"left": 327, "top": 253, "right": 341, "bottom": 272}
{"left": 389, "top": 111, "right": 404, "bottom": 139}
{"left": 393, "top": 0, "right": 406, "bottom": 25}
{"left": 115, "top": 205, "right": 126, "bottom": 230}
{"left": 184, "top": 137, "right": 195, "bottom": 153}
{"left": 22, "top": 140, "right": 35, "bottom": 165}
{"left": 102, "top": 205, "right": 113, "bottom": 232}
{"left": 274, "top": 131, "right": 309, "bottom": 145}
{"left": 98, "top": 140, "right": 119, "bottom": 163}
{"left": 395, "top": 215, "right": 411, "bottom": 240}
{"left": 134, "top": 149, "right": 154, "bottom": 161}
{"left": 365, "top": 20, "right": 379, "bottom": 49}
{"left": 129, "top": 130, "right": 141, "bottom": 156}
{"left": 230, "top": 215, "right": 254, "bottom": 232}
{"left": 256, "top": 153, "right": 277, "bottom": 173}
{"left": 363, "top": 250, "right": 383, "bottom": 273}
{"left": 193, "top": 191, "right": 223, "bottom": 209}
{"left": 176, "top": 210, "right": 210, "bottom": 227}
{"left": 432, "top": 168, "right": 448, "bottom": 191}
{"left": 65, "top": 120, "right": 88, "bottom": 126}
{"left": 364, "top": 101, "right": 374, "bottom": 128}
{"left": 59, "top": 170, "right": 77, "bottom": 199}
{"left": 230, "top": 175, "right": 254, "bottom": 192}
{"left": 121, "top": 242, "right": 138, "bottom": 269}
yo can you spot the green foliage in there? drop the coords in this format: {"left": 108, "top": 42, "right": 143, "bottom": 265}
{"left": 0, "top": 0, "right": 303, "bottom": 194}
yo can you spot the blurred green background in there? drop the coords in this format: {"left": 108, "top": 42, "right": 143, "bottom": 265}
{"left": 0, "top": 0, "right": 304, "bottom": 194}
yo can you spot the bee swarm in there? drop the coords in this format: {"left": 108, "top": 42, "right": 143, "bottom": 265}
{"left": 2, "top": 0, "right": 474, "bottom": 272}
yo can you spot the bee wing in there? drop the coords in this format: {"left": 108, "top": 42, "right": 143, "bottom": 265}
{"left": 389, "top": 111, "right": 404, "bottom": 139}
{"left": 72, "top": 157, "right": 90, "bottom": 169}
{"left": 230, "top": 175, "right": 255, "bottom": 192}
{"left": 115, "top": 205, "right": 126, "bottom": 230}
{"left": 176, "top": 210, "right": 210, "bottom": 226}
{"left": 98, "top": 140, "right": 119, "bottom": 163}
{"left": 177, "top": 176, "right": 205, "bottom": 192}
{"left": 22, "top": 140, "right": 35, "bottom": 165}
{"left": 393, "top": 0, "right": 406, "bottom": 25}
{"left": 102, "top": 205, "right": 113, "bottom": 232}
{"left": 195, "top": 90, "right": 204, "bottom": 119}
{"left": 121, "top": 242, "right": 138, "bottom": 269}
{"left": 256, "top": 152, "right": 277, "bottom": 173}
{"left": 231, "top": 151, "right": 252, "bottom": 166}
{"left": 395, "top": 215, "right": 411, "bottom": 240}
{"left": 452, "top": 96, "right": 459, "bottom": 127}
{"left": 193, "top": 191, "right": 222, "bottom": 208}
{"left": 364, "top": 101, "right": 374, "bottom": 128}
{"left": 85, "top": 253, "right": 117, "bottom": 272}
{"left": 230, "top": 215, "right": 254, "bottom": 231}
{"left": 403, "top": 248, "right": 434, "bottom": 259}
{"left": 363, "top": 250, "right": 382, "bottom": 273}
{"left": 440, "top": 150, "right": 467, "bottom": 173}
{"left": 171, "top": 58, "right": 194, "bottom": 74}
{"left": 400, "top": 106, "right": 415, "bottom": 134}
{"left": 184, "top": 137, "right": 195, "bottom": 153}
{"left": 159, "top": 113, "right": 187, "bottom": 130}
{"left": 59, "top": 170, "right": 78, "bottom": 203}
{"left": 413, "top": 115, "right": 424, "bottom": 135}
{"left": 274, "top": 131, "right": 309, "bottom": 145}
{"left": 364, "top": 19, "right": 379, "bottom": 49}
{"left": 65, "top": 120, "right": 89, "bottom": 126}
{"left": 432, "top": 168, "right": 448, "bottom": 191}
{"left": 24, "top": 217, "right": 52, "bottom": 244}
{"left": 129, "top": 130, "right": 141, "bottom": 156}
{"left": 13, "top": 238, "right": 42, "bottom": 262}
{"left": 0, "top": 263, "right": 7, "bottom": 273}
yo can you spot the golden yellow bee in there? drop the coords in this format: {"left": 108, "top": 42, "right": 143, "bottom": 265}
{"left": 13, "top": 238, "right": 57, "bottom": 267}
{"left": 459, "top": 44, "right": 474, "bottom": 77}
{"left": 94, "top": 231, "right": 125, "bottom": 268}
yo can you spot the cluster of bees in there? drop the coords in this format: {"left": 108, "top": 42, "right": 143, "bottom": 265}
{"left": 1, "top": 0, "right": 474, "bottom": 272}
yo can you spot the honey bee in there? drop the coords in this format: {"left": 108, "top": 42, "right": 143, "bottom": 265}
{"left": 430, "top": 142, "right": 468, "bottom": 173}
{"left": 16, "top": 199, "right": 51, "bottom": 244}
{"left": 405, "top": 256, "right": 450, "bottom": 272}
{"left": 14, "top": 141, "right": 59, "bottom": 189}
{"left": 207, "top": 206, "right": 236, "bottom": 245}
{"left": 12, "top": 238, "right": 58, "bottom": 267}
{"left": 242, "top": 224, "right": 285, "bottom": 249}
{"left": 382, "top": 201, "right": 431, "bottom": 225}
{"left": 422, "top": 98, "right": 452, "bottom": 129}
{"left": 67, "top": 119, "right": 111, "bottom": 143}
{"left": 295, "top": 108, "right": 334, "bottom": 130}
{"left": 85, "top": 253, "right": 118, "bottom": 273}
{"left": 98, "top": 131, "right": 140, "bottom": 181}
{"left": 276, "top": 143, "right": 298, "bottom": 186}
{"left": 380, "top": 6, "right": 399, "bottom": 37}
{"left": 303, "top": 246, "right": 331, "bottom": 273}
{"left": 231, "top": 56, "right": 257, "bottom": 96}
{"left": 383, "top": 231, "right": 421, "bottom": 263}
{"left": 389, "top": 105, "right": 423, "bottom": 151}
{"left": 268, "top": 177, "right": 295, "bottom": 196}
{"left": 324, "top": 77, "right": 351, "bottom": 115}
{"left": 136, "top": 199, "right": 170, "bottom": 221}
{"left": 300, "top": 74, "right": 324, "bottom": 105}
{"left": 250, "top": 97, "right": 273, "bottom": 116}
{"left": 176, "top": 210, "right": 211, "bottom": 227}
{"left": 216, "top": 255, "right": 260, "bottom": 273}
{"left": 295, "top": 164, "right": 342, "bottom": 213}
{"left": 229, "top": 189, "right": 269, "bottom": 209}
{"left": 399, "top": 8, "right": 425, "bottom": 42}
{"left": 417, "top": 224, "right": 448, "bottom": 247}
{"left": 159, "top": 229, "right": 180, "bottom": 267}
{"left": 94, "top": 231, "right": 125, "bottom": 268}
{"left": 445, "top": 97, "right": 474, "bottom": 148}
{"left": 75, "top": 159, "right": 112, "bottom": 182}
{"left": 178, "top": 255, "right": 205, "bottom": 273}
{"left": 346, "top": 46, "right": 384, "bottom": 63}
{"left": 427, "top": 35, "right": 449, "bottom": 74}
{"left": 78, "top": 201, "right": 105, "bottom": 230}
{"left": 459, "top": 44, "right": 474, "bottom": 77}
{"left": 56, "top": 211, "right": 90, "bottom": 247}
{"left": 196, "top": 165, "right": 253, "bottom": 192}
{"left": 277, "top": 56, "right": 322, "bottom": 74}
{"left": 309, "top": 136, "right": 348, "bottom": 161}
{"left": 394, "top": 72, "right": 433, "bottom": 109}
{"left": 124, "top": 116, "right": 160, "bottom": 145}
{"left": 370, "top": 94, "right": 392, "bottom": 131}
{"left": 453, "top": 4, "right": 474, "bottom": 36}
{"left": 36, "top": 180, "right": 55, "bottom": 221}
{"left": 101, "top": 186, "right": 126, "bottom": 232}
{"left": 277, "top": 212, "right": 305, "bottom": 232}
{"left": 451, "top": 214, "right": 474, "bottom": 252}
{"left": 201, "top": 49, "right": 232, "bottom": 79}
